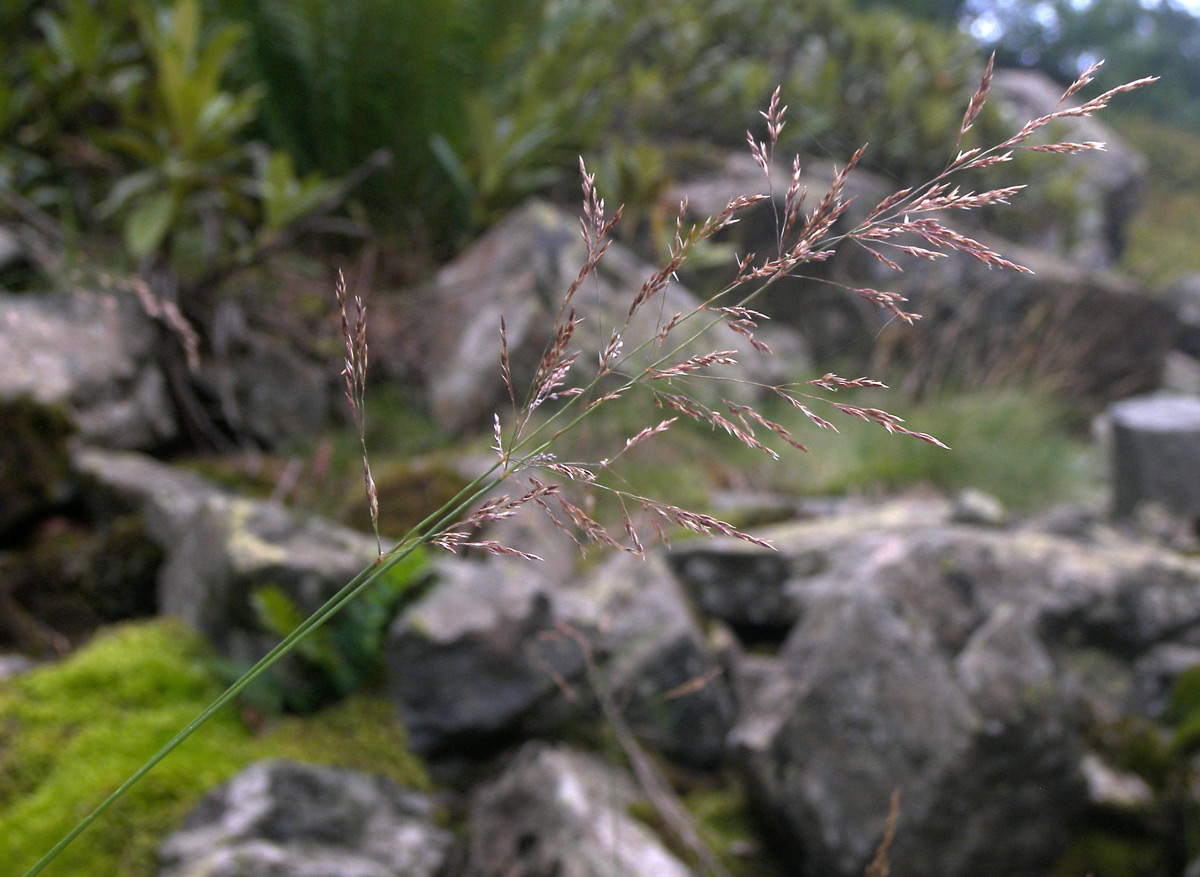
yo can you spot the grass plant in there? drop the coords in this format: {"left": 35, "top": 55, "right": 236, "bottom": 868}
{"left": 20, "top": 58, "right": 1155, "bottom": 876}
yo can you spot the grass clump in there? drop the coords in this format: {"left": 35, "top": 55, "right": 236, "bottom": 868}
{"left": 0, "top": 619, "right": 428, "bottom": 877}
{"left": 1117, "top": 115, "right": 1200, "bottom": 286}
{"left": 759, "top": 385, "right": 1096, "bottom": 510}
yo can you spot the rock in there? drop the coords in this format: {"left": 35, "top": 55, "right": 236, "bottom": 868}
{"left": 0, "top": 289, "right": 176, "bottom": 449}
{"left": 1160, "top": 350, "right": 1200, "bottom": 395}
{"left": 196, "top": 304, "right": 332, "bottom": 448}
{"left": 989, "top": 68, "right": 1146, "bottom": 270}
{"left": 666, "top": 545, "right": 804, "bottom": 636}
{"left": 385, "top": 558, "right": 589, "bottom": 754}
{"left": 1109, "top": 393, "right": 1200, "bottom": 520}
{"left": 583, "top": 552, "right": 735, "bottom": 767}
{"left": 0, "top": 654, "right": 34, "bottom": 681}
{"left": 71, "top": 448, "right": 379, "bottom": 661}
{"left": 679, "top": 498, "right": 1200, "bottom": 874}
{"left": 1164, "top": 271, "right": 1200, "bottom": 360}
{"left": 157, "top": 494, "right": 379, "bottom": 661}
{"left": 731, "top": 590, "right": 1082, "bottom": 877}
{"left": 662, "top": 150, "right": 892, "bottom": 363}
{"left": 1132, "top": 643, "right": 1200, "bottom": 718}
{"left": 464, "top": 742, "right": 691, "bottom": 877}
{"left": 951, "top": 488, "right": 1008, "bottom": 528}
{"left": 157, "top": 760, "right": 452, "bottom": 877}
{"left": 410, "top": 199, "right": 785, "bottom": 433}
{"left": 662, "top": 146, "right": 1173, "bottom": 405}
{"left": 385, "top": 548, "right": 733, "bottom": 766}
{"left": 1080, "top": 752, "right": 1156, "bottom": 816}
{"left": 878, "top": 238, "right": 1176, "bottom": 406}
{"left": 0, "top": 226, "right": 23, "bottom": 273}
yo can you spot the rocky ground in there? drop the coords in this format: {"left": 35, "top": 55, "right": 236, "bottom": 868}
{"left": 6, "top": 67, "right": 1200, "bottom": 876}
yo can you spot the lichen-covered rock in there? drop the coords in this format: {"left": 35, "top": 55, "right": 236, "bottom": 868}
{"left": 157, "top": 760, "right": 452, "bottom": 877}
{"left": 71, "top": 448, "right": 379, "bottom": 661}
{"left": 680, "top": 499, "right": 1200, "bottom": 876}
{"left": 465, "top": 742, "right": 691, "bottom": 877}
{"left": 731, "top": 592, "right": 1083, "bottom": 877}
{"left": 990, "top": 68, "right": 1146, "bottom": 270}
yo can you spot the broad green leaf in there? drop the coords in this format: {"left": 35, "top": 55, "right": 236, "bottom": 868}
{"left": 123, "top": 191, "right": 176, "bottom": 260}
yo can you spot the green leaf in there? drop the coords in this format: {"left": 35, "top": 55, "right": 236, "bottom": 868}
{"left": 123, "top": 191, "right": 176, "bottom": 260}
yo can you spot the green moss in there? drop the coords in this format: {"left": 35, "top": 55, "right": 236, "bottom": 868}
{"left": 1116, "top": 115, "right": 1200, "bottom": 287}
{"left": 682, "top": 780, "right": 786, "bottom": 877}
{"left": 626, "top": 774, "right": 783, "bottom": 877}
{"left": 1052, "top": 831, "right": 1166, "bottom": 877}
{"left": 0, "top": 619, "right": 429, "bottom": 877}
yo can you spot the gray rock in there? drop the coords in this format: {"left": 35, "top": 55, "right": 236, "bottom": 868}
{"left": 1109, "top": 393, "right": 1200, "bottom": 519}
{"left": 385, "top": 558, "right": 589, "bottom": 754}
{"left": 583, "top": 552, "right": 735, "bottom": 767}
{"left": 0, "top": 653, "right": 34, "bottom": 681}
{"left": 663, "top": 142, "right": 1172, "bottom": 405}
{"left": 951, "top": 488, "right": 1008, "bottom": 528}
{"left": 732, "top": 590, "right": 1082, "bottom": 877}
{"left": 157, "top": 760, "right": 452, "bottom": 877}
{"left": 1164, "top": 272, "right": 1200, "bottom": 360}
{"left": 464, "top": 742, "right": 691, "bottom": 877}
{"left": 1080, "top": 752, "right": 1156, "bottom": 816}
{"left": 385, "top": 549, "right": 734, "bottom": 766}
{"left": 158, "top": 493, "right": 379, "bottom": 660}
{"left": 662, "top": 150, "right": 892, "bottom": 363}
{"left": 412, "top": 200, "right": 783, "bottom": 433}
{"left": 0, "top": 290, "right": 176, "bottom": 449}
{"left": 71, "top": 447, "right": 379, "bottom": 661}
{"left": 197, "top": 304, "right": 332, "bottom": 448}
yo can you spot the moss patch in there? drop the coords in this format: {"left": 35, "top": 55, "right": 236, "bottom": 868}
{"left": 0, "top": 619, "right": 429, "bottom": 877}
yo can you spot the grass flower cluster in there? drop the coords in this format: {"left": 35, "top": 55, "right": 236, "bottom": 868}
{"left": 23, "top": 57, "right": 1155, "bottom": 876}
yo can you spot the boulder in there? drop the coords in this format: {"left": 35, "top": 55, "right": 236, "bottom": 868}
{"left": 196, "top": 300, "right": 333, "bottom": 448}
{"left": 157, "top": 760, "right": 452, "bottom": 877}
{"left": 0, "top": 289, "right": 176, "bottom": 450}
{"left": 385, "top": 549, "right": 734, "bottom": 766}
{"left": 730, "top": 590, "right": 1082, "bottom": 877}
{"left": 662, "top": 144, "right": 1173, "bottom": 404}
{"left": 582, "top": 552, "right": 735, "bottom": 767}
{"left": 1108, "top": 393, "right": 1200, "bottom": 520}
{"left": 71, "top": 448, "right": 379, "bottom": 661}
{"left": 385, "top": 558, "right": 590, "bottom": 754}
{"left": 409, "top": 199, "right": 791, "bottom": 433}
{"left": 464, "top": 742, "right": 691, "bottom": 877}
{"left": 669, "top": 499, "right": 1200, "bottom": 875}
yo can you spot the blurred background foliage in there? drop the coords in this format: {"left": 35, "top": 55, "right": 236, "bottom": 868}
{"left": 2, "top": 0, "right": 1197, "bottom": 271}
{"left": 2, "top": 0, "right": 1199, "bottom": 500}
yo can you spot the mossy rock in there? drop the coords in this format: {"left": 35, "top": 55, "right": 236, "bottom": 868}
{"left": 0, "top": 618, "right": 430, "bottom": 876}
{"left": 339, "top": 458, "right": 471, "bottom": 539}
{"left": 0, "top": 397, "right": 73, "bottom": 541}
